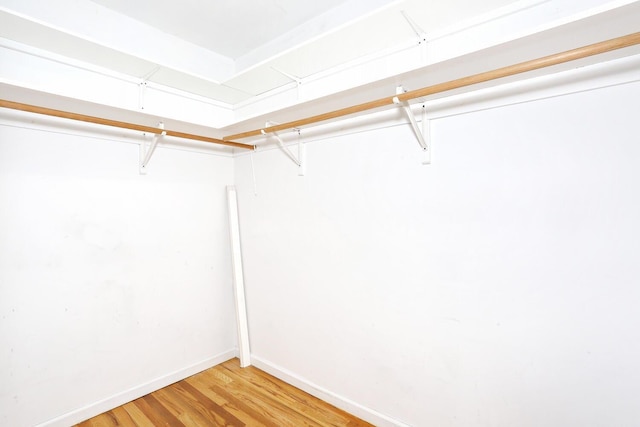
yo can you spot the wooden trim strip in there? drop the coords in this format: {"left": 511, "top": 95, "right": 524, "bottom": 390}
{"left": 0, "top": 99, "right": 255, "bottom": 150}
{"left": 223, "top": 32, "right": 640, "bottom": 141}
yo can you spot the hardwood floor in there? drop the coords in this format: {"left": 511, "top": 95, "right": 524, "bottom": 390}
{"left": 76, "top": 358, "right": 374, "bottom": 426}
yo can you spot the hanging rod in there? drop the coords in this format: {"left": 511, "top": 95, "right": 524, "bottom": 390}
{"left": 223, "top": 31, "right": 640, "bottom": 141}
{"left": 0, "top": 99, "right": 254, "bottom": 150}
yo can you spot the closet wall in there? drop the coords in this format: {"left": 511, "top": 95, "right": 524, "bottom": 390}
{"left": 1, "top": 3, "right": 638, "bottom": 425}
{"left": 0, "top": 115, "right": 237, "bottom": 427}
{"left": 234, "top": 74, "right": 640, "bottom": 426}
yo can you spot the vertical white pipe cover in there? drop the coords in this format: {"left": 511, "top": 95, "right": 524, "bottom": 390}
{"left": 226, "top": 186, "right": 251, "bottom": 367}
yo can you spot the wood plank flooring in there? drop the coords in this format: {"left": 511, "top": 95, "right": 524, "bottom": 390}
{"left": 76, "top": 358, "right": 374, "bottom": 426}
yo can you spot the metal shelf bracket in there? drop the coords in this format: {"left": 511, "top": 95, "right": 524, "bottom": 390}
{"left": 139, "top": 122, "right": 165, "bottom": 174}
{"left": 393, "top": 86, "right": 430, "bottom": 165}
{"left": 401, "top": 10, "right": 428, "bottom": 62}
{"left": 400, "top": 11, "right": 427, "bottom": 45}
{"left": 262, "top": 122, "right": 305, "bottom": 176}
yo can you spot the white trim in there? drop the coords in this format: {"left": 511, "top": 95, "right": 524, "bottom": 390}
{"left": 251, "top": 356, "right": 411, "bottom": 427}
{"left": 36, "top": 349, "right": 237, "bottom": 427}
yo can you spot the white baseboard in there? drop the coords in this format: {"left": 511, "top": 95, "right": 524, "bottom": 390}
{"left": 38, "top": 349, "right": 237, "bottom": 427}
{"left": 250, "top": 355, "right": 412, "bottom": 427}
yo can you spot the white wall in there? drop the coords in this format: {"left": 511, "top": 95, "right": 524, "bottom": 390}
{"left": 234, "top": 78, "right": 640, "bottom": 426}
{"left": 0, "top": 116, "right": 237, "bottom": 426}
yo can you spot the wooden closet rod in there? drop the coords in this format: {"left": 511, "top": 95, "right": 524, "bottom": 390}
{"left": 2, "top": 32, "right": 638, "bottom": 147}
{"left": 224, "top": 31, "right": 640, "bottom": 141}
{"left": 0, "top": 99, "right": 255, "bottom": 150}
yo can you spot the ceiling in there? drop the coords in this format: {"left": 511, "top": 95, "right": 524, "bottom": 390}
{"left": 89, "top": 0, "right": 370, "bottom": 60}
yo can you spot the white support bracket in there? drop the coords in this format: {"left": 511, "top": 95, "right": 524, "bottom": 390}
{"left": 400, "top": 11, "right": 427, "bottom": 44}
{"left": 295, "top": 129, "right": 306, "bottom": 177}
{"left": 138, "top": 81, "right": 148, "bottom": 110}
{"left": 139, "top": 122, "right": 165, "bottom": 174}
{"left": 262, "top": 122, "right": 305, "bottom": 176}
{"left": 400, "top": 11, "right": 428, "bottom": 62}
{"left": 393, "top": 86, "right": 431, "bottom": 165}
{"left": 138, "top": 66, "right": 161, "bottom": 110}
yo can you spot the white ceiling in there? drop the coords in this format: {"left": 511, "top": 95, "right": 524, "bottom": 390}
{"left": 90, "top": 0, "right": 364, "bottom": 59}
